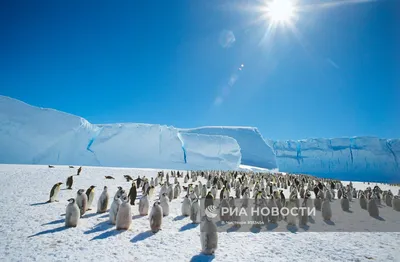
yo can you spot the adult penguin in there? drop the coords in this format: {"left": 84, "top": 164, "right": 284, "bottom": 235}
{"left": 136, "top": 176, "right": 142, "bottom": 189}
{"left": 66, "top": 176, "right": 73, "bottom": 190}
{"left": 65, "top": 198, "right": 80, "bottom": 227}
{"left": 150, "top": 202, "right": 163, "bottom": 233}
{"left": 313, "top": 186, "right": 320, "bottom": 199}
{"left": 97, "top": 186, "right": 109, "bottom": 213}
{"left": 47, "top": 182, "right": 63, "bottom": 203}
{"left": 85, "top": 185, "right": 96, "bottom": 211}
{"left": 128, "top": 182, "right": 137, "bottom": 205}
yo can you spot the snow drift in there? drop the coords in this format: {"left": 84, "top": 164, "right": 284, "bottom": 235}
{"left": 269, "top": 137, "right": 400, "bottom": 182}
{"left": 0, "top": 96, "right": 241, "bottom": 170}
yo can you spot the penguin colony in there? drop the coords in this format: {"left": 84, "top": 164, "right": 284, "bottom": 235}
{"left": 46, "top": 165, "right": 400, "bottom": 256}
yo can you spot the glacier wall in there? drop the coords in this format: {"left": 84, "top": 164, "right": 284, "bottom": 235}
{"left": 0, "top": 96, "right": 241, "bottom": 170}
{"left": 268, "top": 137, "right": 400, "bottom": 183}
{"left": 180, "top": 126, "right": 277, "bottom": 170}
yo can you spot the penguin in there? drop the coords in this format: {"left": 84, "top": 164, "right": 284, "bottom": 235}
{"left": 48, "top": 165, "right": 55, "bottom": 168}
{"left": 85, "top": 185, "right": 96, "bottom": 211}
{"left": 139, "top": 192, "right": 150, "bottom": 216}
{"left": 182, "top": 195, "right": 191, "bottom": 216}
{"left": 114, "top": 187, "right": 125, "bottom": 199}
{"left": 105, "top": 176, "right": 115, "bottom": 180}
{"left": 160, "top": 193, "right": 170, "bottom": 216}
{"left": 136, "top": 176, "right": 142, "bottom": 188}
{"left": 168, "top": 184, "right": 174, "bottom": 202}
{"left": 337, "top": 188, "right": 343, "bottom": 199}
{"left": 313, "top": 186, "right": 319, "bottom": 199}
{"left": 341, "top": 193, "right": 350, "bottom": 212}
{"left": 47, "top": 182, "right": 63, "bottom": 203}
{"left": 392, "top": 196, "right": 400, "bottom": 212}
{"left": 69, "top": 165, "right": 74, "bottom": 168}
{"left": 286, "top": 195, "right": 297, "bottom": 226}
{"left": 110, "top": 195, "right": 122, "bottom": 224}
{"left": 280, "top": 190, "right": 286, "bottom": 206}
{"left": 116, "top": 194, "right": 132, "bottom": 230}
{"left": 65, "top": 198, "right": 80, "bottom": 227}
{"left": 174, "top": 184, "right": 180, "bottom": 199}
{"left": 210, "top": 186, "right": 217, "bottom": 199}
{"left": 205, "top": 192, "right": 214, "bottom": 210}
{"left": 268, "top": 196, "right": 279, "bottom": 224}
{"left": 194, "top": 185, "right": 200, "bottom": 198}
{"left": 76, "top": 189, "right": 88, "bottom": 218}
{"left": 124, "top": 175, "right": 133, "bottom": 182}
{"left": 300, "top": 187, "right": 305, "bottom": 199}
{"left": 314, "top": 190, "right": 324, "bottom": 211}
{"left": 299, "top": 194, "right": 310, "bottom": 226}
{"left": 325, "top": 189, "right": 332, "bottom": 202}
{"left": 128, "top": 182, "right": 137, "bottom": 205}
{"left": 149, "top": 202, "right": 163, "bottom": 233}
{"left": 367, "top": 197, "right": 379, "bottom": 217}
{"left": 66, "top": 176, "right": 73, "bottom": 190}
{"left": 385, "top": 193, "right": 393, "bottom": 207}
{"left": 190, "top": 198, "right": 201, "bottom": 224}
{"left": 150, "top": 177, "right": 155, "bottom": 187}
{"left": 206, "top": 179, "right": 211, "bottom": 189}
{"left": 77, "top": 166, "right": 82, "bottom": 175}
{"left": 200, "top": 215, "right": 218, "bottom": 255}
{"left": 147, "top": 186, "right": 155, "bottom": 199}
{"left": 201, "top": 185, "right": 207, "bottom": 199}
{"left": 359, "top": 193, "right": 368, "bottom": 210}
{"left": 97, "top": 186, "right": 109, "bottom": 213}
{"left": 219, "top": 198, "right": 230, "bottom": 223}
{"left": 321, "top": 198, "right": 332, "bottom": 221}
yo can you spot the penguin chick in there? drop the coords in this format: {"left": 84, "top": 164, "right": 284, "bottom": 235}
{"left": 65, "top": 198, "right": 80, "bottom": 227}
{"left": 160, "top": 193, "right": 170, "bottom": 216}
{"left": 66, "top": 176, "right": 73, "bottom": 190}
{"left": 182, "top": 195, "right": 191, "bottom": 216}
{"left": 116, "top": 195, "right": 132, "bottom": 230}
{"left": 76, "top": 189, "right": 88, "bottom": 218}
{"left": 149, "top": 202, "right": 163, "bottom": 233}
{"left": 97, "top": 186, "right": 109, "bottom": 213}
{"left": 48, "top": 182, "right": 63, "bottom": 203}
{"left": 109, "top": 195, "right": 122, "bottom": 224}
{"left": 139, "top": 193, "right": 149, "bottom": 216}
{"left": 201, "top": 216, "right": 218, "bottom": 255}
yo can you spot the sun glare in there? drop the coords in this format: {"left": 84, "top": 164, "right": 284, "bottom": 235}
{"left": 266, "top": 0, "right": 295, "bottom": 24}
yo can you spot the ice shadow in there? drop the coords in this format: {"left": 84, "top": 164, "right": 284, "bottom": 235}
{"left": 324, "top": 220, "right": 335, "bottom": 226}
{"left": 42, "top": 218, "right": 65, "bottom": 226}
{"left": 343, "top": 210, "right": 353, "bottom": 213}
{"left": 90, "top": 229, "right": 123, "bottom": 240}
{"left": 28, "top": 226, "right": 67, "bottom": 238}
{"left": 180, "top": 223, "right": 199, "bottom": 232}
{"left": 174, "top": 215, "right": 186, "bottom": 221}
{"left": 83, "top": 212, "right": 101, "bottom": 219}
{"left": 286, "top": 225, "right": 298, "bottom": 233}
{"left": 132, "top": 214, "right": 144, "bottom": 220}
{"left": 130, "top": 231, "right": 154, "bottom": 243}
{"left": 84, "top": 221, "right": 114, "bottom": 235}
{"left": 266, "top": 223, "right": 278, "bottom": 231}
{"left": 190, "top": 254, "right": 215, "bottom": 262}
{"left": 371, "top": 215, "right": 385, "bottom": 221}
{"left": 30, "top": 202, "right": 49, "bottom": 206}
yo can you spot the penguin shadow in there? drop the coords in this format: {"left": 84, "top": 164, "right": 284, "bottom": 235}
{"left": 299, "top": 224, "right": 310, "bottom": 231}
{"left": 84, "top": 221, "right": 114, "bottom": 235}
{"left": 323, "top": 220, "right": 335, "bottom": 226}
{"left": 99, "top": 214, "right": 109, "bottom": 218}
{"left": 61, "top": 188, "right": 73, "bottom": 191}
{"left": 343, "top": 210, "right": 353, "bottom": 214}
{"left": 173, "top": 215, "right": 186, "bottom": 221}
{"left": 371, "top": 215, "right": 385, "bottom": 221}
{"left": 215, "top": 221, "right": 227, "bottom": 227}
{"left": 28, "top": 226, "right": 68, "bottom": 238}
{"left": 132, "top": 214, "right": 144, "bottom": 220}
{"left": 250, "top": 225, "right": 261, "bottom": 234}
{"left": 286, "top": 225, "right": 298, "bottom": 233}
{"left": 30, "top": 202, "right": 49, "bottom": 206}
{"left": 180, "top": 223, "right": 199, "bottom": 232}
{"left": 266, "top": 223, "right": 278, "bottom": 231}
{"left": 308, "top": 216, "right": 316, "bottom": 224}
{"left": 90, "top": 229, "right": 123, "bottom": 241}
{"left": 227, "top": 225, "right": 240, "bottom": 233}
{"left": 84, "top": 212, "right": 102, "bottom": 219}
{"left": 41, "top": 218, "right": 65, "bottom": 226}
{"left": 130, "top": 231, "right": 154, "bottom": 243}
{"left": 190, "top": 254, "right": 215, "bottom": 262}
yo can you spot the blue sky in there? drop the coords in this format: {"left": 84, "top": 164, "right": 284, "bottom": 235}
{"left": 0, "top": 0, "right": 398, "bottom": 140}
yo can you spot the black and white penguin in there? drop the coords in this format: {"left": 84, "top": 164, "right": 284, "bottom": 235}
{"left": 47, "top": 182, "right": 63, "bottom": 203}
{"left": 116, "top": 195, "right": 132, "bottom": 230}
{"left": 97, "top": 186, "right": 109, "bottom": 213}
{"left": 150, "top": 202, "right": 163, "bottom": 233}
{"left": 160, "top": 193, "right": 170, "bottom": 216}
{"left": 136, "top": 176, "right": 142, "bottom": 188}
{"left": 66, "top": 176, "right": 73, "bottom": 190}
{"left": 65, "top": 198, "right": 80, "bottom": 227}
{"left": 110, "top": 194, "right": 122, "bottom": 224}
{"left": 205, "top": 192, "right": 214, "bottom": 210}
{"left": 76, "top": 189, "right": 88, "bottom": 218}
{"left": 200, "top": 215, "right": 218, "bottom": 255}
{"left": 77, "top": 166, "right": 82, "bottom": 175}
{"left": 314, "top": 190, "right": 324, "bottom": 211}
{"left": 85, "top": 185, "right": 96, "bottom": 210}
{"left": 190, "top": 198, "right": 201, "bottom": 224}
{"left": 114, "top": 187, "right": 125, "bottom": 199}
{"left": 313, "top": 186, "right": 320, "bottom": 199}
{"left": 124, "top": 175, "right": 133, "bottom": 182}
{"left": 341, "top": 193, "right": 350, "bottom": 212}
{"left": 210, "top": 186, "right": 217, "bottom": 199}
{"left": 128, "top": 182, "right": 137, "bottom": 205}
{"left": 338, "top": 188, "right": 343, "bottom": 199}
{"left": 139, "top": 192, "right": 150, "bottom": 216}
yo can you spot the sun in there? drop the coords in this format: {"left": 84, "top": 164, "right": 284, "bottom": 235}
{"left": 265, "top": 0, "right": 295, "bottom": 24}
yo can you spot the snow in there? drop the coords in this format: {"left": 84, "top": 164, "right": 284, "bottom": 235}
{"left": 1, "top": 164, "right": 399, "bottom": 262}
{"left": 269, "top": 137, "right": 400, "bottom": 183}
{"left": 0, "top": 96, "right": 240, "bottom": 170}
{"left": 180, "top": 126, "right": 277, "bottom": 170}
